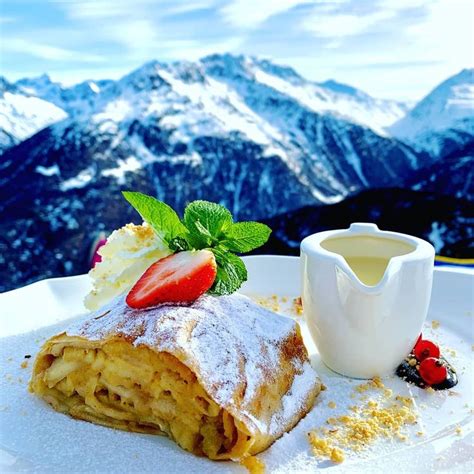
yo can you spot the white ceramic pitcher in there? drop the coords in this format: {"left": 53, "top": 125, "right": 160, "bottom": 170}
{"left": 301, "top": 223, "right": 435, "bottom": 379}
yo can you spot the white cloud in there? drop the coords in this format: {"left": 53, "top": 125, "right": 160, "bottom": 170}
{"left": 158, "top": 37, "right": 243, "bottom": 60}
{"left": 64, "top": 0, "right": 155, "bottom": 20}
{"left": 166, "top": 1, "right": 220, "bottom": 15}
{"left": 63, "top": 0, "right": 218, "bottom": 20}
{"left": 378, "top": 0, "right": 431, "bottom": 10}
{"left": 220, "top": 0, "right": 305, "bottom": 29}
{"left": 301, "top": 0, "right": 431, "bottom": 39}
{"left": 292, "top": 0, "right": 473, "bottom": 100}
{"left": 57, "top": 0, "right": 230, "bottom": 61}
{"left": 303, "top": 10, "right": 394, "bottom": 38}
{"left": 405, "top": 0, "right": 474, "bottom": 70}
{"left": 101, "top": 19, "right": 159, "bottom": 57}
{"left": 2, "top": 0, "right": 472, "bottom": 102}
{"left": 3, "top": 38, "right": 104, "bottom": 62}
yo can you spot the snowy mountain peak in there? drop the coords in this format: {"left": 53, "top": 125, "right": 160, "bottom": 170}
{"left": 0, "top": 77, "right": 67, "bottom": 152}
{"left": 126, "top": 59, "right": 165, "bottom": 77}
{"left": 5, "top": 54, "right": 413, "bottom": 141}
{"left": 202, "top": 52, "right": 246, "bottom": 65}
{"left": 201, "top": 53, "right": 253, "bottom": 81}
{"left": 15, "top": 74, "right": 64, "bottom": 109}
{"left": 18, "top": 73, "right": 53, "bottom": 87}
{"left": 445, "top": 68, "right": 473, "bottom": 85}
{"left": 1, "top": 53, "right": 423, "bottom": 218}
{"left": 16, "top": 73, "right": 57, "bottom": 93}
{"left": 0, "top": 76, "right": 17, "bottom": 95}
{"left": 389, "top": 68, "right": 474, "bottom": 155}
{"left": 251, "top": 57, "right": 304, "bottom": 84}
{"left": 5, "top": 55, "right": 468, "bottom": 161}
{"left": 199, "top": 54, "right": 410, "bottom": 134}
{"left": 202, "top": 54, "right": 304, "bottom": 86}
{"left": 124, "top": 59, "right": 207, "bottom": 85}
{"left": 64, "top": 79, "right": 111, "bottom": 102}
{"left": 120, "top": 60, "right": 176, "bottom": 93}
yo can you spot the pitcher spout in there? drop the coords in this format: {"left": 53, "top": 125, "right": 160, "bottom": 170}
{"left": 335, "top": 253, "right": 403, "bottom": 296}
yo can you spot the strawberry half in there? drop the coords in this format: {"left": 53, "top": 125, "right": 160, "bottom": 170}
{"left": 126, "top": 250, "right": 217, "bottom": 309}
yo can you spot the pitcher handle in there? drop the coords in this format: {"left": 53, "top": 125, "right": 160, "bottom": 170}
{"left": 349, "top": 223, "right": 379, "bottom": 233}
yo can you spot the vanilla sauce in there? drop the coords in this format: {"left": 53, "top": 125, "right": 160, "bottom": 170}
{"left": 343, "top": 256, "right": 389, "bottom": 286}
{"left": 321, "top": 235, "right": 415, "bottom": 287}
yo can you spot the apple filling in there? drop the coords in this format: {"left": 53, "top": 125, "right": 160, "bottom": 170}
{"left": 30, "top": 340, "right": 254, "bottom": 459}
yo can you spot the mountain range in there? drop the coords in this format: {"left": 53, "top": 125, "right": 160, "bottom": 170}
{"left": 389, "top": 68, "right": 474, "bottom": 158}
{"left": 0, "top": 55, "right": 472, "bottom": 292}
{"left": 0, "top": 77, "right": 67, "bottom": 151}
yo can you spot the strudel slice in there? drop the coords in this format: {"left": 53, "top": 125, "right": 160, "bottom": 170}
{"left": 30, "top": 294, "right": 321, "bottom": 460}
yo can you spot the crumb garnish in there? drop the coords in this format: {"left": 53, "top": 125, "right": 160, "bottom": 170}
{"left": 431, "top": 320, "right": 440, "bottom": 329}
{"left": 307, "top": 433, "right": 344, "bottom": 463}
{"left": 253, "top": 294, "right": 304, "bottom": 317}
{"left": 308, "top": 378, "right": 418, "bottom": 463}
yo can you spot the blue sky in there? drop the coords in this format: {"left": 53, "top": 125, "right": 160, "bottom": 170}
{"left": 1, "top": 0, "right": 472, "bottom": 101}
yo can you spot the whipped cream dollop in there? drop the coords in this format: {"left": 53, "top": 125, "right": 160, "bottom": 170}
{"left": 84, "top": 222, "right": 171, "bottom": 311}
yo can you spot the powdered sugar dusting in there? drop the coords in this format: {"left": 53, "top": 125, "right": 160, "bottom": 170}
{"left": 66, "top": 293, "right": 320, "bottom": 436}
{"left": 268, "top": 361, "right": 316, "bottom": 436}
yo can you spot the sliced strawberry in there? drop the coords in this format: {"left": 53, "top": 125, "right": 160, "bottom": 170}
{"left": 126, "top": 250, "right": 217, "bottom": 309}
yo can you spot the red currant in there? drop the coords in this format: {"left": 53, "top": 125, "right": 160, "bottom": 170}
{"left": 414, "top": 339, "right": 440, "bottom": 361}
{"left": 419, "top": 357, "right": 447, "bottom": 385}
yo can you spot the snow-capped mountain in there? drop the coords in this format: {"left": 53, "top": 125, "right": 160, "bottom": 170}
{"left": 0, "top": 77, "right": 67, "bottom": 152}
{"left": 10, "top": 56, "right": 412, "bottom": 139}
{"left": 15, "top": 74, "right": 113, "bottom": 117}
{"left": 389, "top": 68, "right": 474, "bottom": 156}
{"left": 201, "top": 55, "right": 411, "bottom": 135}
{"left": 317, "top": 79, "right": 412, "bottom": 135}
{"left": 14, "top": 74, "right": 64, "bottom": 107}
{"left": 1, "top": 55, "right": 420, "bottom": 216}
{"left": 1, "top": 55, "right": 471, "bottom": 292}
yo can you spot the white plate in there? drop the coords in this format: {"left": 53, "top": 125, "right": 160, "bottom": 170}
{"left": 0, "top": 256, "right": 473, "bottom": 473}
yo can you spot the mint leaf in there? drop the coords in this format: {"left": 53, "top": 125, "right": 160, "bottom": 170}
{"left": 183, "top": 200, "right": 233, "bottom": 247}
{"left": 122, "top": 191, "right": 187, "bottom": 244}
{"left": 221, "top": 222, "right": 271, "bottom": 253}
{"left": 208, "top": 248, "right": 247, "bottom": 296}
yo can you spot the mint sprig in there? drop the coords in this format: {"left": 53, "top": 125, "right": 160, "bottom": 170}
{"left": 122, "top": 192, "right": 271, "bottom": 295}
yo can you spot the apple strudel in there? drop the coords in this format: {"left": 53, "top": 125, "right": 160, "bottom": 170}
{"left": 30, "top": 293, "right": 321, "bottom": 460}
